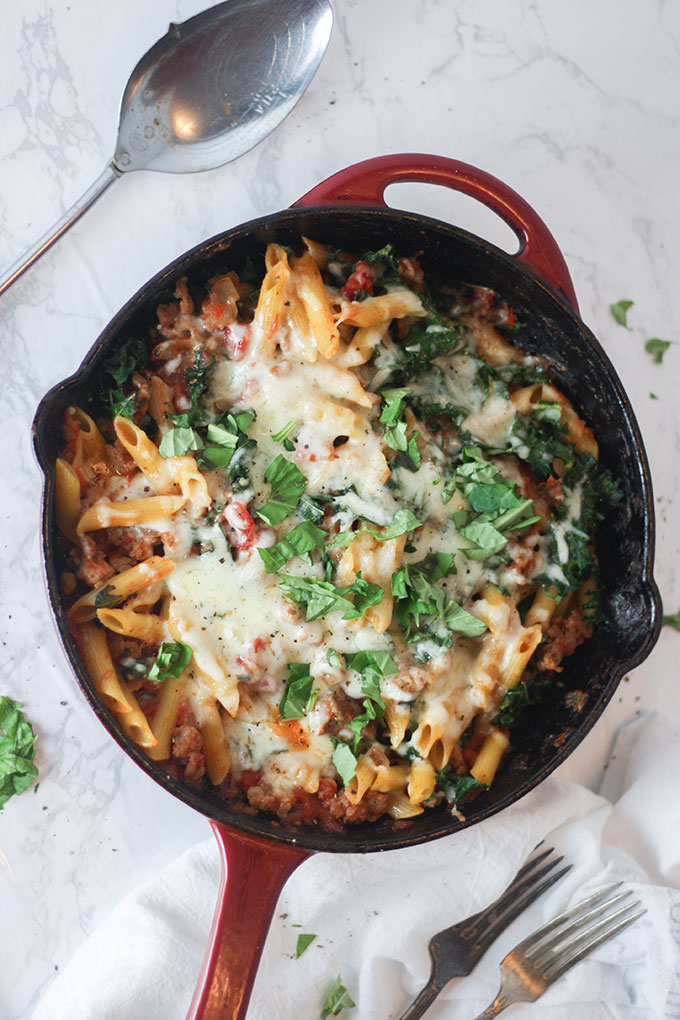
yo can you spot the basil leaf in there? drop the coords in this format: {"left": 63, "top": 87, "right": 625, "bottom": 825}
{"left": 610, "top": 299, "right": 634, "bottom": 328}
{"left": 296, "top": 933, "right": 316, "bottom": 958}
{"left": 363, "top": 243, "right": 400, "bottom": 270}
{"left": 663, "top": 613, "right": 680, "bottom": 632}
{"left": 279, "top": 664, "right": 316, "bottom": 720}
{"left": 184, "top": 351, "right": 214, "bottom": 416}
{"left": 94, "top": 584, "right": 123, "bottom": 609}
{"left": 407, "top": 432, "right": 421, "bottom": 469}
{"left": 148, "top": 641, "right": 193, "bottom": 682}
{"left": 257, "top": 455, "right": 307, "bottom": 525}
{"left": 258, "top": 522, "right": 326, "bottom": 574}
{"left": 202, "top": 447, "right": 235, "bottom": 469}
{"left": 326, "top": 649, "right": 342, "bottom": 668}
{"left": 460, "top": 521, "right": 507, "bottom": 559}
{"left": 331, "top": 741, "right": 358, "bottom": 787}
{"left": 367, "top": 508, "right": 422, "bottom": 542}
{"left": 329, "top": 529, "right": 360, "bottom": 549}
{"left": 320, "top": 974, "right": 356, "bottom": 1018}
{"left": 277, "top": 573, "right": 383, "bottom": 622}
{"left": 342, "top": 573, "right": 384, "bottom": 621}
{"left": 436, "top": 769, "right": 488, "bottom": 804}
{"left": 298, "top": 493, "right": 329, "bottom": 524}
{"left": 443, "top": 601, "right": 488, "bottom": 637}
{"left": 379, "top": 388, "right": 411, "bottom": 426}
{"left": 645, "top": 338, "right": 672, "bottom": 364}
{"left": 346, "top": 700, "right": 377, "bottom": 752}
{"left": 206, "top": 423, "right": 239, "bottom": 448}
{"left": 272, "top": 420, "right": 297, "bottom": 445}
{"left": 0, "top": 697, "right": 39, "bottom": 809}
{"left": 383, "top": 420, "right": 408, "bottom": 452}
{"left": 159, "top": 427, "right": 205, "bottom": 458}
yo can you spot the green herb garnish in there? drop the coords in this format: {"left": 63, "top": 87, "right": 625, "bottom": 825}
{"left": 258, "top": 522, "right": 327, "bottom": 573}
{"left": 277, "top": 572, "right": 383, "bottom": 622}
{"left": 610, "top": 299, "right": 634, "bottom": 328}
{"left": 148, "top": 642, "right": 193, "bottom": 682}
{"left": 645, "top": 338, "right": 672, "bottom": 364}
{"left": 0, "top": 697, "right": 39, "bottom": 809}
{"left": 296, "top": 933, "right": 316, "bottom": 958}
{"left": 279, "top": 664, "right": 317, "bottom": 720}
{"left": 257, "top": 456, "right": 308, "bottom": 525}
{"left": 158, "top": 426, "right": 205, "bottom": 458}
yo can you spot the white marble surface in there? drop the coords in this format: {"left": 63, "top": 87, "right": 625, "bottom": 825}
{"left": 0, "top": 1, "right": 678, "bottom": 1017}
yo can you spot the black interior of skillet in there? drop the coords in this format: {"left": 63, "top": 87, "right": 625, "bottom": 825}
{"left": 33, "top": 206, "right": 661, "bottom": 854}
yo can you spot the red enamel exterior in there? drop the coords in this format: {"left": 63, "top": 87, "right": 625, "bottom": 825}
{"left": 187, "top": 825, "right": 309, "bottom": 1019}
{"left": 294, "top": 153, "right": 580, "bottom": 312}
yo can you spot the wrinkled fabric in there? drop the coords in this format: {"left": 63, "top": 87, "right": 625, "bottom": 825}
{"left": 31, "top": 713, "right": 680, "bottom": 1019}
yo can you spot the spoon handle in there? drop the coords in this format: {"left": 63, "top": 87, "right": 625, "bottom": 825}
{"left": 0, "top": 162, "right": 120, "bottom": 297}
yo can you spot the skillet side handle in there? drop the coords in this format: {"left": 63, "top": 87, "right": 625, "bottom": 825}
{"left": 186, "top": 822, "right": 310, "bottom": 1020}
{"left": 293, "top": 153, "right": 579, "bottom": 312}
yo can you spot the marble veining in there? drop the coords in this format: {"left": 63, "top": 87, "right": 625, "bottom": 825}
{"left": 1, "top": 1, "right": 678, "bottom": 1017}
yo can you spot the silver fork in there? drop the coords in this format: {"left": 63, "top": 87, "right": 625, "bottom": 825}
{"left": 396, "top": 847, "right": 572, "bottom": 1020}
{"left": 472, "top": 883, "right": 646, "bottom": 1019}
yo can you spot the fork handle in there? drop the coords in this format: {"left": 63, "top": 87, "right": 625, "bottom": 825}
{"left": 471, "top": 990, "right": 514, "bottom": 1020}
{"left": 394, "top": 976, "right": 442, "bottom": 1020}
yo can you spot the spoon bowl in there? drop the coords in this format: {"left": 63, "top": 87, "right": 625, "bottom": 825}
{"left": 114, "top": 0, "right": 333, "bottom": 174}
{"left": 0, "top": 0, "right": 332, "bottom": 295}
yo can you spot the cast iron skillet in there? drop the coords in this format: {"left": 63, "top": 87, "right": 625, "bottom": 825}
{"left": 33, "top": 155, "right": 661, "bottom": 1019}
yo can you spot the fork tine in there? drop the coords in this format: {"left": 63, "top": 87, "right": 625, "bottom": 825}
{"left": 545, "top": 906, "right": 646, "bottom": 982}
{"left": 514, "top": 882, "right": 623, "bottom": 954}
{"left": 527, "top": 890, "right": 633, "bottom": 963}
{"left": 464, "top": 850, "right": 565, "bottom": 939}
{"left": 469, "top": 864, "right": 572, "bottom": 951}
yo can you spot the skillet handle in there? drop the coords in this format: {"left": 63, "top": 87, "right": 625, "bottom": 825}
{"left": 186, "top": 822, "right": 310, "bottom": 1020}
{"left": 294, "top": 153, "right": 579, "bottom": 312}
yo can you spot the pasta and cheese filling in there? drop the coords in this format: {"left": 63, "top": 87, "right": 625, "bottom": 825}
{"left": 55, "top": 241, "right": 619, "bottom": 827}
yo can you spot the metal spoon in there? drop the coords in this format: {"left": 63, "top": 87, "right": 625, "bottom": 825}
{"left": 0, "top": 0, "right": 332, "bottom": 296}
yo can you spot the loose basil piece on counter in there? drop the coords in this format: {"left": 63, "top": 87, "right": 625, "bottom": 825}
{"left": 296, "top": 932, "right": 316, "bottom": 958}
{"left": 610, "top": 299, "right": 634, "bottom": 328}
{"left": 0, "top": 696, "right": 39, "bottom": 809}
{"left": 645, "top": 338, "right": 672, "bottom": 364}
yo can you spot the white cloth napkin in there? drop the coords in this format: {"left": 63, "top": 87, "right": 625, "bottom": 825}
{"left": 32, "top": 712, "right": 680, "bottom": 1020}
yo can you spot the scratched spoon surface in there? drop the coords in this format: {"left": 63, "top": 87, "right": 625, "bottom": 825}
{"left": 0, "top": 0, "right": 332, "bottom": 296}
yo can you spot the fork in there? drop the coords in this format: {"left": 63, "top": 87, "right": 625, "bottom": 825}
{"left": 472, "top": 883, "right": 646, "bottom": 1019}
{"left": 396, "top": 847, "right": 572, "bottom": 1020}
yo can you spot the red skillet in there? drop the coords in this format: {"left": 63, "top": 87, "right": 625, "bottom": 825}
{"left": 33, "top": 154, "right": 660, "bottom": 1019}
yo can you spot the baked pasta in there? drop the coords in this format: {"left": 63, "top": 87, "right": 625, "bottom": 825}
{"left": 55, "top": 239, "right": 619, "bottom": 827}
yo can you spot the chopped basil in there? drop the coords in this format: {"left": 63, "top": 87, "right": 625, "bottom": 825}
{"left": 148, "top": 641, "right": 193, "bottom": 682}
{"left": 258, "top": 522, "right": 326, "bottom": 574}
{"left": 362, "top": 243, "right": 400, "bottom": 271}
{"left": 296, "top": 933, "right": 316, "bottom": 958}
{"left": 663, "top": 613, "right": 680, "bottom": 632}
{"left": 0, "top": 697, "right": 39, "bottom": 809}
{"left": 272, "top": 420, "right": 297, "bottom": 449}
{"left": 97, "top": 337, "right": 147, "bottom": 418}
{"left": 344, "top": 650, "right": 395, "bottom": 720}
{"left": 368, "top": 508, "right": 422, "bottom": 541}
{"left": 452, "top": 447, "right": 540, "bottom": 560}
{"left": 94, "top": 584, "right": 123, "bottom": 609}
{"left": 279, "top": 664, "right": 316, "bottom": 720}
{"left": 158, "top": 426, "right": 204, "bottom": 458}
{"left": 326, "top": 649, "right": 342, "bottom": 668}
{"left": 184, "top": 351, "right": 214, "bottom": 417}
{"left": 257, "top": 455, "right": 308, "bottom": 525}
{"left": 392, "top": 562, "right": 487, "bottom": 650}
{"left": 299, "top": 493, "right": 330, "bottom": 524}
{"left": 436, "top": 767, "right": 487, "bottom": 805}
{"left": 331, "top": 740, "right": 358, "bottom": 786}
{"left": 277, "top": 572, "right": 383, "bottom": 622}
{"left": 610, "top": 299, "right": 634, "bottom": 328}
{"left": 645, "top": 338, "right": 672, "bottom": 364}
{"left": 333, "top": 509, "right": 422, "bottom": 549}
